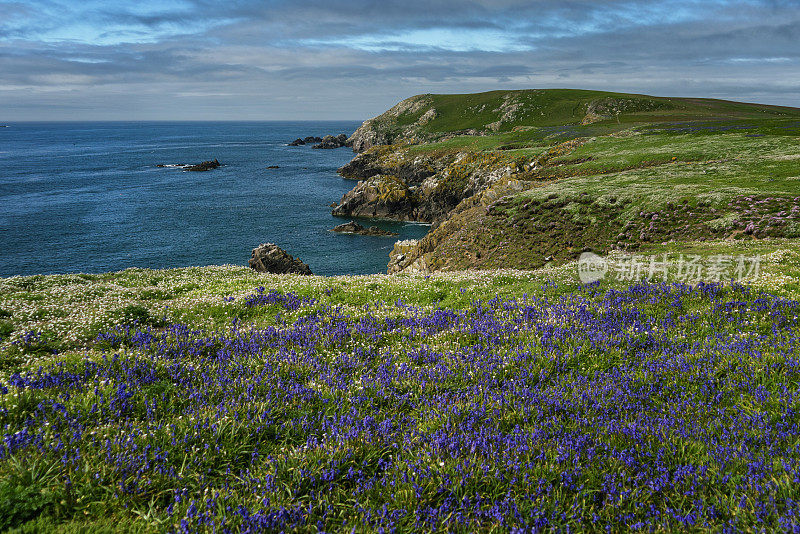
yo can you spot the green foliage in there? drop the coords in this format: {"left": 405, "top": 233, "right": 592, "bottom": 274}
{"left": 0, "top": 320, "right": 13, "bottom": 339}
{"left": 0, "top": 456, "right": 60, "bottom": 531}
{"left": 1, "top": 271, "right": 800, "bottom": 531}
{"left": 404, "top": 114, "right": 800, "bottom": 273}
{"left": 138, "top": 289, "right": 173, "bottom": 301}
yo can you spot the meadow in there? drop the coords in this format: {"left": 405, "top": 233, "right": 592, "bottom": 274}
{"left": 2, "top": 239, "right": 800, "bottom": 532}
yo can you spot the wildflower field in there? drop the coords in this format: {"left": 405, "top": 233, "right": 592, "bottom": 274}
{"left": 1, "top": 240, "right": 800, "bottom": 532}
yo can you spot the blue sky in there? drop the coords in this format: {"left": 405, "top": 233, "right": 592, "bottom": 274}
{"left": 1, "top": 0, "right": 798, "bottom": 120}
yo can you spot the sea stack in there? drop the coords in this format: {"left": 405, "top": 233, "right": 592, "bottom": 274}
{"left": 249, "top": 243, "right": 313, "bottom": 275}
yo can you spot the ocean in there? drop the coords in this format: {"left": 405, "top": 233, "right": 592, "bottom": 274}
{"left": 0, "top": 121, "right": 430, "bottom": 277}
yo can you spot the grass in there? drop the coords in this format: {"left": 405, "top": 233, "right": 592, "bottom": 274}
{"left": 368, "top": 89, "right": 800, "bottom": 145}
{"left": 391, "top": 116, "right": 800, "bottom": 273}
{"left": 1, "top": 251, "right": 800, "bottom": 531}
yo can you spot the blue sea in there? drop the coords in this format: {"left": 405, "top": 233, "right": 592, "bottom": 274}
{"left": 0, "top": 122, "right": 429, "bottom": 277}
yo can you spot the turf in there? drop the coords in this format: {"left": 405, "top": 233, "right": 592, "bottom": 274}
{"left": 396, "top": 115, "right": 800, "bottom": 273}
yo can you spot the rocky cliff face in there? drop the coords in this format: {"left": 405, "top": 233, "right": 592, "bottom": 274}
{"left": 333, "top": 135, "right": 591, "bottom": 224}
{"left": 346, "top": 95, "right": 443, "bottom": 153}
{"left": 333, "top": 145, "right": 533, "bottom": 224}
{"left": 332, "top": 135, "right": 595, "bottom": 274}
{"left": 386, "top": 176, "right": 531, "bottom": 275}
{"left": 332, "top": 175, "right": 418, "bottom": 220}
{"left": 377, "top": 138, "right": 596, "bottom": 274}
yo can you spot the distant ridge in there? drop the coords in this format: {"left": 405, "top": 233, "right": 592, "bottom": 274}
{"left": 348, "top": 89, "right": 800, "bottom": 152}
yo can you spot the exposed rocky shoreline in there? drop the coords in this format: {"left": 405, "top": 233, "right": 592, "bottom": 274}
{"left": 289, "top": 133, "right": 352, "bottom": 149}
{"left": 288, "top": 136, "right": 323, "bottom": 146}
{"left": 329, "top": 139, "right": 538, "bottom": 225}
{"left": 255, "top": 89, "right": 800, "bottom": 277}
{"left": 156, "top": 158, "right": 221, "bottom": 171}
{"left": 331, "top": 221, "right": 398, "bottom": 237}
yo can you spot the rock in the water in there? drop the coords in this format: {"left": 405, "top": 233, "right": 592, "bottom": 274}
{"left": 185, "top": 159, "right": 221, "bottom": 171}
{"left": 331, "top": 221, "right": 398, "bottom": 237}
{"left": 365, "top": 225, "right": 398, "bottom": 236}
{"left": 333, "top": 221, "right": 362, "bottom": 233}
{"left": 289, "top": 136, "right": 325, "bottom": 146}
{"left": 312, "top": 133, "right": 350, "bottom": 149}
{"left": 249, "top": 243, "right": 312, "bottom": 275}
{"left": 266, "top": 165, "right": 280, "bottom": 169}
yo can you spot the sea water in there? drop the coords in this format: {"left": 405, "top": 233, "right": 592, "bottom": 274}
{"left": 0, "top": 121, "right": 430, "bottom": 276}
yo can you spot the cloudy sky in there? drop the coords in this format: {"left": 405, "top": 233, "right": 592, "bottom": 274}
{"left": 2, "top": 0, "right": 798, "bottom": 120}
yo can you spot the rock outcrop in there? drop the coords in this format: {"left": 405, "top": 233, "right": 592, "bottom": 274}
{"left": 332, "top": 175, "right": 418, "bottom": 221}
{"left": 185, "top": 159, "right": 221, "bottom": 171}
{"left": 249, "top": 243, "right": 312, "bottom": 275}
{"left": 387, "top": 239, "right": 428, "bottom": 274}
{"left": 331, "top": 221, "right": 398, "bottom": 236}
{"left": 288, "top": 136, "right": 324, "bottom": 146}
{"left": 580, "top": 97, "right": 673, "bottom": 125}
{"left": 289, "top": 134, "right": 352, "bottom": 149}
{"left": 344, "top": 93, "right": 533, "bottom": 153}
{"left": 333, "top": 144, "right": 531, "bottom": 223}
{"left": 312, "top": 134, "right": 350, "bottom": 149}
{"left": 385, "top": 175, "right": 532, "bottom": 274}
{"left": 338, "top": 146, "right": 438, "bottom": 183}
{"left": 346, "top": 95, "right": 439, "bottom": 153}
{"left": 333, "top": 138, "right": 596, "bottom": 275}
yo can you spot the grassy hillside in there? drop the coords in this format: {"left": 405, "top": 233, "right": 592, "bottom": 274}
{"left": 348, "top": 89, "right": 800, "bottom": 150}
{"left": 410, "top": 89, "right": 799, "bottom": 130}
{"left": 374, "top": 100, "right": 800, "bottom": 274}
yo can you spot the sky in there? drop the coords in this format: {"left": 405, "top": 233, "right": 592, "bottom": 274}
{"left": 1, "top": 0, "right": 798, "bottom": 121}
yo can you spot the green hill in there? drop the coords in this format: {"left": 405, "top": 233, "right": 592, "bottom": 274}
{"left": 347, "top": 89, "right": 800, "bottom": 151}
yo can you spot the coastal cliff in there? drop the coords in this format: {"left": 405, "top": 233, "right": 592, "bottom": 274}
{"left": 333, "top": 145, "right": 525, "bottom": 223}
{"left": 335, "top": 89, "right": 800, "bottom": 274}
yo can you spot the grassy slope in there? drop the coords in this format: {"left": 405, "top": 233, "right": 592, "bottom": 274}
{"left": 386, "top": 88, "right": 800, "bottom": 136}
{"left": 395, "top": 110, "right": 800, "bottom": 273}
{"left": 2, "top": 239, "right": 799, "bottom": 368}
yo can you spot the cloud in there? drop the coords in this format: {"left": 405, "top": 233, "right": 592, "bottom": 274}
{"left": 1, "top": 0, "right": 798, "bottom": 119}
